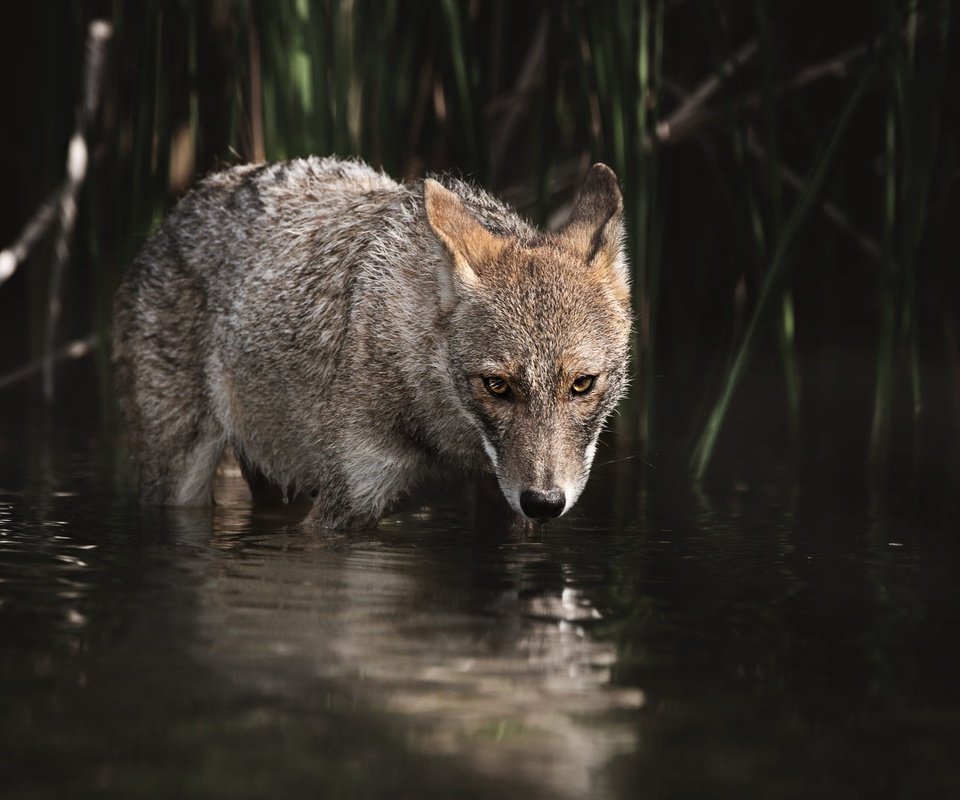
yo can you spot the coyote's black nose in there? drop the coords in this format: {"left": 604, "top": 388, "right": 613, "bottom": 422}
{"left": 519, "top": 488, "right": 566, "bottom": 519}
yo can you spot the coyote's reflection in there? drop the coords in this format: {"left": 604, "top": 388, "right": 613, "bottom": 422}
{"left": 193, "top": 484, "right": 643, "bottom": 798}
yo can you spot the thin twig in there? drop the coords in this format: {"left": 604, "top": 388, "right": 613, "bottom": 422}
{"left": 0, "top": 183, "right": 64, "bottom": 286}
{"left": 776, "top": 38, "right": 869, "bottom": 95}
{"left": 488, "top": 8, "right": 550, "bottom": 176}
{"left": 42, "top": 20, "right": 112, "bottom": 403}
{"left": 0, "top": 334, "right": 98, "bottom": 392}
{"left": 747, "top": 130, "right": 883, "bottom": 261}
{"left": 657, "top": 23, "right": 907, "bottom": 148}
{"left": 655, "top": 38, "right": 758, "bottom": 142}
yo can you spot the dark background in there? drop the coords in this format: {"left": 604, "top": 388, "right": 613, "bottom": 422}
{"left": 1, "top": 0, "right": 957, "bottom": 485}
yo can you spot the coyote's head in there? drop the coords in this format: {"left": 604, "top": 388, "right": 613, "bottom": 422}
{"left": 425, "top": 164, "right": 632, "bottom": 520}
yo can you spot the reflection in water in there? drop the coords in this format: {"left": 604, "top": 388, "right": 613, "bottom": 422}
{"left": 195, "top": 491, "right": 645, "bottom": 798}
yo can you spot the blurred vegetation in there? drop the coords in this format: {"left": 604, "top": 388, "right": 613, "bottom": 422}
{"left": 0, "top": 0, "right": 957, "bottom": 483}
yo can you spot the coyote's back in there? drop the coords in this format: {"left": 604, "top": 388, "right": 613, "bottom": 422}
{"left": 114, "top": 156, "right": 632, "bottom": 528}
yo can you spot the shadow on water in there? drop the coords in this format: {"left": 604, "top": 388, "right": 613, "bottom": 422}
{"left": 2, "top": 406, "right": 960, "bottom": 799}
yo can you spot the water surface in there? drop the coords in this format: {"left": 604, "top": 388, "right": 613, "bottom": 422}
{"left": 2, "top": 422, "right": 959, "bottom": 799}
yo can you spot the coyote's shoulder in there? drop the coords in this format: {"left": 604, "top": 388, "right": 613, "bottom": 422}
{"left": 114, "top": 156, "right": 632, "bottom": 528}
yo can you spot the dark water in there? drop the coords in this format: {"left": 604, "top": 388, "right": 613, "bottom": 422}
{"left": 2, "top": 421, "right": 960, "bottom": 800}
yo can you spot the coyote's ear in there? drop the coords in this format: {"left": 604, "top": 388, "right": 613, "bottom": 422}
{"left": 559, "top": 163, "right": 629, "bottom": 302}
{"left": 424, "top": 179, "right": 506, "bottom": 289}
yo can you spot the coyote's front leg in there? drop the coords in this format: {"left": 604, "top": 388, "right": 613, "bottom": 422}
{"left": 303, "top": 449, "right": 419, "bottom": 530}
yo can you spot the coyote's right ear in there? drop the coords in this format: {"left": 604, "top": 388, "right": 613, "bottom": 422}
{"left": 559, "top": 163, "right": 629, "bottom": 302}
{"left": 424, "top": 179, "right": 506, "bottom": 292}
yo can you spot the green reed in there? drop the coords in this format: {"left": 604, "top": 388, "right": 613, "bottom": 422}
{"left": 869, "top": 0, "right": 952, "bottom": 473}
{"left": 6, "top": 0, "right": 957, "bottom": 480}
{"left": 578, "top": 1, "right": 664, "bottom": 447}
{"left": 690, "top": 60, "right": 878, "bottom": 481}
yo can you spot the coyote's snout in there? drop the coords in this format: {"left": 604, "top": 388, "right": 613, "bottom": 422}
{"left": 114, "top": 157, "right": 631, "bottom": 528}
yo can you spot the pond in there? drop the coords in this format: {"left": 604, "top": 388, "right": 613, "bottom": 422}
{"left": 2, "top": 411, "right": 959, "bottom": 799}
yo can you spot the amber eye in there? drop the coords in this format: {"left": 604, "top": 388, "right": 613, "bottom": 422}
{"left": 483, "top": 375, "right": 512, "bottom": 398}
{"left": 571, "top": 375, "right": 596, "bottom": 395}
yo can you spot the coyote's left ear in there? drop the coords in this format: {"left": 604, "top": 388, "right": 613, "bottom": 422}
{"left": 559, "top": 163, "right": 629, "bottom": 303}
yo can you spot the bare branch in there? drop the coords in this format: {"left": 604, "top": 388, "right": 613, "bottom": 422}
{"left": 488, "top": 9, "right": 550, "bottom": 176}
{"left": 656, "top": 25, "right": 896, "bottom": 147}
{"left": 42, "top": 20, "right": 112, "bottom": 403}
{"left": 777, "top": 39, "right": 869, "bottom": 95}
{"left": 747, "top": 130, "right": 882, "bottom": 262}
{"left": 0, "top": 183, "right": 64, "bottom": 286}
{"left": 0, "top": 334, "right": 98, "bottom": 392}
{"left": 656, "top": 38, "right": 758, "bottom": 143}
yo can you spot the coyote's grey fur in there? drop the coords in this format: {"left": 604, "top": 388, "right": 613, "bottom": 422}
{"left": 113, "top": 157, "right": 632, "bottom": 528}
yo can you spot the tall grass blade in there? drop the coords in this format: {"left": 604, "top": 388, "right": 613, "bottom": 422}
{"left": 870, "top": 0, "right": 951, "bottom": 471}
{"left": 755, "top": 2, "right": 801, "bottom": 438}
{"left": 691, "top": 61, "right": 878, "bottom": 482}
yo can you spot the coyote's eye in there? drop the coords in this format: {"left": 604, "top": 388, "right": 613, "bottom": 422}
{"left": 571, "top": 375, "right": 596, "bottom": 395}
{"left": 483, "top": 375, "right": 512, "bottom": 398}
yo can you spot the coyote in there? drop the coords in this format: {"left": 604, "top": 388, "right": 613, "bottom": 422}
{"left": 113, "top": 158, "right": 632, "bottom": 528}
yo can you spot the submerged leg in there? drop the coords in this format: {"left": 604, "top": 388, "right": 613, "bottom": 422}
{"left": 303, "top": 447, "right": 422, "bottom": 530}
{"left": 137, "top": 425, "right": 225, "bottom": 506}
